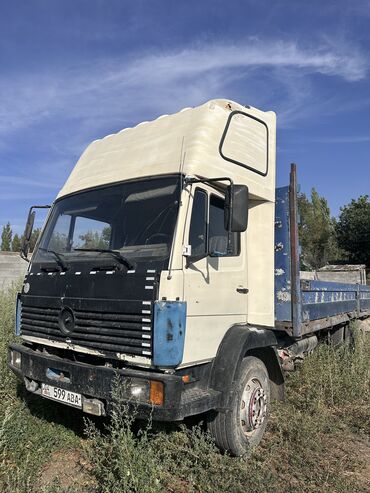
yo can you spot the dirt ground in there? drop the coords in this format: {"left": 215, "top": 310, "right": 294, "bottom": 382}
{"left": 37, "top": 430, "right": 370, "bottom": 493}
{"left": 37, "top": 448, "right": 91, "bottom": 491}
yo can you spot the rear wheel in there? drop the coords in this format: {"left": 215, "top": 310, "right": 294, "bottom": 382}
{"left": 329, "top": 325, "right": 345, "bottom": 347}
{"left": 208, "top": 356, "right": 270, "bottom": 457}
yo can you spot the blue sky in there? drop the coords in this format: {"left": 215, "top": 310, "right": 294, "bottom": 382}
{"left": 1, "top": 0, "right": 369, "bottom": 234}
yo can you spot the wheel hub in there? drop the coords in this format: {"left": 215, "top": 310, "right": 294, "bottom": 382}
{"left": 240, "top": 378, "right": 267, "bottom": 435}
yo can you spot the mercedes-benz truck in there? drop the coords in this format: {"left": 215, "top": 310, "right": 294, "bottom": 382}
{"left": 9, "top": 99, "right": 370, "bottom": 456}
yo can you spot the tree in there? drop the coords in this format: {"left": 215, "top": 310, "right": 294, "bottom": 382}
{"left": 78, "top": 228, "right": 110, "bottom": 249}
{"left": 1, "top": 222, "right": 12, "bottom": 251}
{"left": 29, "top": 228, "right": 41, "bottom": 253}
{"left": 11, "top": 233, "right": 22, "bottom": 252}
{"left": 298, "top": 189, "right": 340, "bottom": 270}
{"left": 336, "top": 195, "right": 370, "bottom": 266}
{"left": 49, "top": 232, "right": 68, "bottom": 252}
{"left": 102, "top": 226, "right": 111, "bottom": 246}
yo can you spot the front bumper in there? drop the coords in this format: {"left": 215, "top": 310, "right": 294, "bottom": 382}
{"left": 9, "top": 343, "right": 221, "bottom": 420}
{"left": 8, "top": 343, "right": 188, "bottom": 420}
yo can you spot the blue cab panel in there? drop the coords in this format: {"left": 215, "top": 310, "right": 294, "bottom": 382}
{"left": 153, "top": 301, "right": 187, "bottom": 368}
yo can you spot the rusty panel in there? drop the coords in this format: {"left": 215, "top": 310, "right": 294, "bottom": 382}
{"left": 274, "top": 185, "right": 292, "bottom": 323}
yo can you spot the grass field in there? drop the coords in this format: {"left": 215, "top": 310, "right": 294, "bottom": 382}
{"left": 1, "top": 285, "right": 369, "bottom": 493}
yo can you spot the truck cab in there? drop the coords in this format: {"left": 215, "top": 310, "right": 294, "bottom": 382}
{"left": 9, "top": 99, "right": 286, "bottom": 456}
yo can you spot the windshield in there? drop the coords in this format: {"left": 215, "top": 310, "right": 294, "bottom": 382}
{"left": 33, "top": 176, "right": 180, "bottom": 267}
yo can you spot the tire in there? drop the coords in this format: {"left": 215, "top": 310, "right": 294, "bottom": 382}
{"left": 207, "top": 356, "right": 270, "bottom": 457}
{"left": 344, "top": 323, "right": 356, "bottom": 348}
{"left": 329, "top": 326, "right": 344, "bottom": 347}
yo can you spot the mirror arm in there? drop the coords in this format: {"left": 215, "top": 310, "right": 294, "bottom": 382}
{"left": 184, "top": 176, "right": 233, "bottom": 188}
{"left": 185, "top": 251, "right": 208, "bottom": 268}
{"left": 20, "top": 250, "right": 30, "bottom": 263}
{"left": 29, "top": 205, "right": 51, "bottom": 210}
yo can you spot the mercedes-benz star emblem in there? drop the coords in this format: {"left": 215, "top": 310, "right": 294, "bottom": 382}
{"left": 59, "top": 307, "right": 75, "bottom": 335}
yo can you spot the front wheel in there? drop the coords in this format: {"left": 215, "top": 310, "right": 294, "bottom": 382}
{"left": 208, "top": 356, "right": 270, "bottom": 457}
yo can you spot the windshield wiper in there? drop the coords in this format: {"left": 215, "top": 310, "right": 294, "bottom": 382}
{"left": 73, "top": 248, "right": 135, "bottom": 270}
{"left": 38, "top": 248, "right": 69, "bottom": 271}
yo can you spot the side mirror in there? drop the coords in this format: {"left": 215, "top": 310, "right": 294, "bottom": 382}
{"left": 224, "top": 184, "right": 249, "bottom": 232}
{"left": 20, "top": 208, "right": 36, "bottom": 261}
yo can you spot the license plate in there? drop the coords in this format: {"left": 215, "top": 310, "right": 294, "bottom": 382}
{"left": 41, "top": 383, "right": 82, "bottom": 408}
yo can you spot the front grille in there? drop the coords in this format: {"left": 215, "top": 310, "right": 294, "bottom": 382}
{"left": 21, "top": 303, "right": 153, "bottom": 357}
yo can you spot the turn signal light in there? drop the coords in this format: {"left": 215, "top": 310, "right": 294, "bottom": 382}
{"left": 149, "top": 380, "right": 164, "bottom": 406}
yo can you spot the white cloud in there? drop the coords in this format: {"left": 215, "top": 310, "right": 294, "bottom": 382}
{"left": 0, "top": 38, "right": 367, "bottom": 140}
{"left": 134, "top": 40, "right": 366, "bottom": 82}
{"left": 0, "top": 36, "right": 368, "bottom": 231}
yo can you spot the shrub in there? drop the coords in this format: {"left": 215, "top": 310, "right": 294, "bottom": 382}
{"left": 82, "top": 328, "right": 369, "bottom": 493}
{"left": 285, "top": 326, "right": 370, "bottom": 431}
{"left": 84, "top": 378, "right": 162, "bottom": 493}
{"left": 0, "top": 285, "right": 81, "bottom": 492}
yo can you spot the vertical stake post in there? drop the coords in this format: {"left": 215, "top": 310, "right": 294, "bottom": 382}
{"left": 289, "top": 163, "right": 302, "bottom": 338}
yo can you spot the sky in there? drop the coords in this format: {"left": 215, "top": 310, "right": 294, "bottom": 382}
{"left": 1, "top": 0, "right": 370, "bottom": 234}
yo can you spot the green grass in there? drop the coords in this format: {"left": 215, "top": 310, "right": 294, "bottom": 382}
{"left": 0, "top": 285, "right": 369, "bottom": 492}
{"left": 0, "top": 285, "right": 82, "bottom": 493}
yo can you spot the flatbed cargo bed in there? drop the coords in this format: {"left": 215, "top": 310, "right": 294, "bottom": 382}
{"left": 274, "top": 166, "right": 370, "bottom": 338}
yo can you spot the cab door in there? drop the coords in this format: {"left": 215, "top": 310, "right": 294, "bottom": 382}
{"left": 182, "top": 185, "right": 248, "bottom": 365}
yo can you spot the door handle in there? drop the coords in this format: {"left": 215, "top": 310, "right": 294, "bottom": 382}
{"left": 236, "top": 287, "right": 249, "bottom": 294}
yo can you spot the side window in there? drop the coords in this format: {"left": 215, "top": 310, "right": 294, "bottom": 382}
{"left": 209, "top": 194, "right": 240, "bottom": 257}
{"left": 189, "top": 189, "right": 207, "bottom": 256}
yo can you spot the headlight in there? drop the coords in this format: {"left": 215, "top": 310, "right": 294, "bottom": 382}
{"left": 129, "top": 379, "right": 164, "bottom": 406}
{"left": 10, "top": 350, "right": 22, "bottom": 369}
{"left": 129, "top": 378, "right": 150, "bottom": 402}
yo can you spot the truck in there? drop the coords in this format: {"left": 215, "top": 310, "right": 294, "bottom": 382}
{"left": 8, "top": 99, "right": 370, "bottom": 456}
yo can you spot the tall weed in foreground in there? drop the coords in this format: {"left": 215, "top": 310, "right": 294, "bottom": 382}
{"left": 83, "top": 383, "right": 270, "bottom": 493}
{"left": 0, "top": 284, "right": 19, "bottom": 404}
{"left": 0, "top": 285, "right": 81, "bottom": 493}
{"left": 0, "top": 284, "right": 31, "bottom": 493}
{"left": 83, "top": 329, "right": 370, "bottom": 493}
{"left": 0, "top": 283, "right": 368, "bottom": 493}
{"left": 84, "top": 378, "right": 162, "bottom": 493}
{"left": 286, "top": 325, "right": 370, "bottom": 431}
